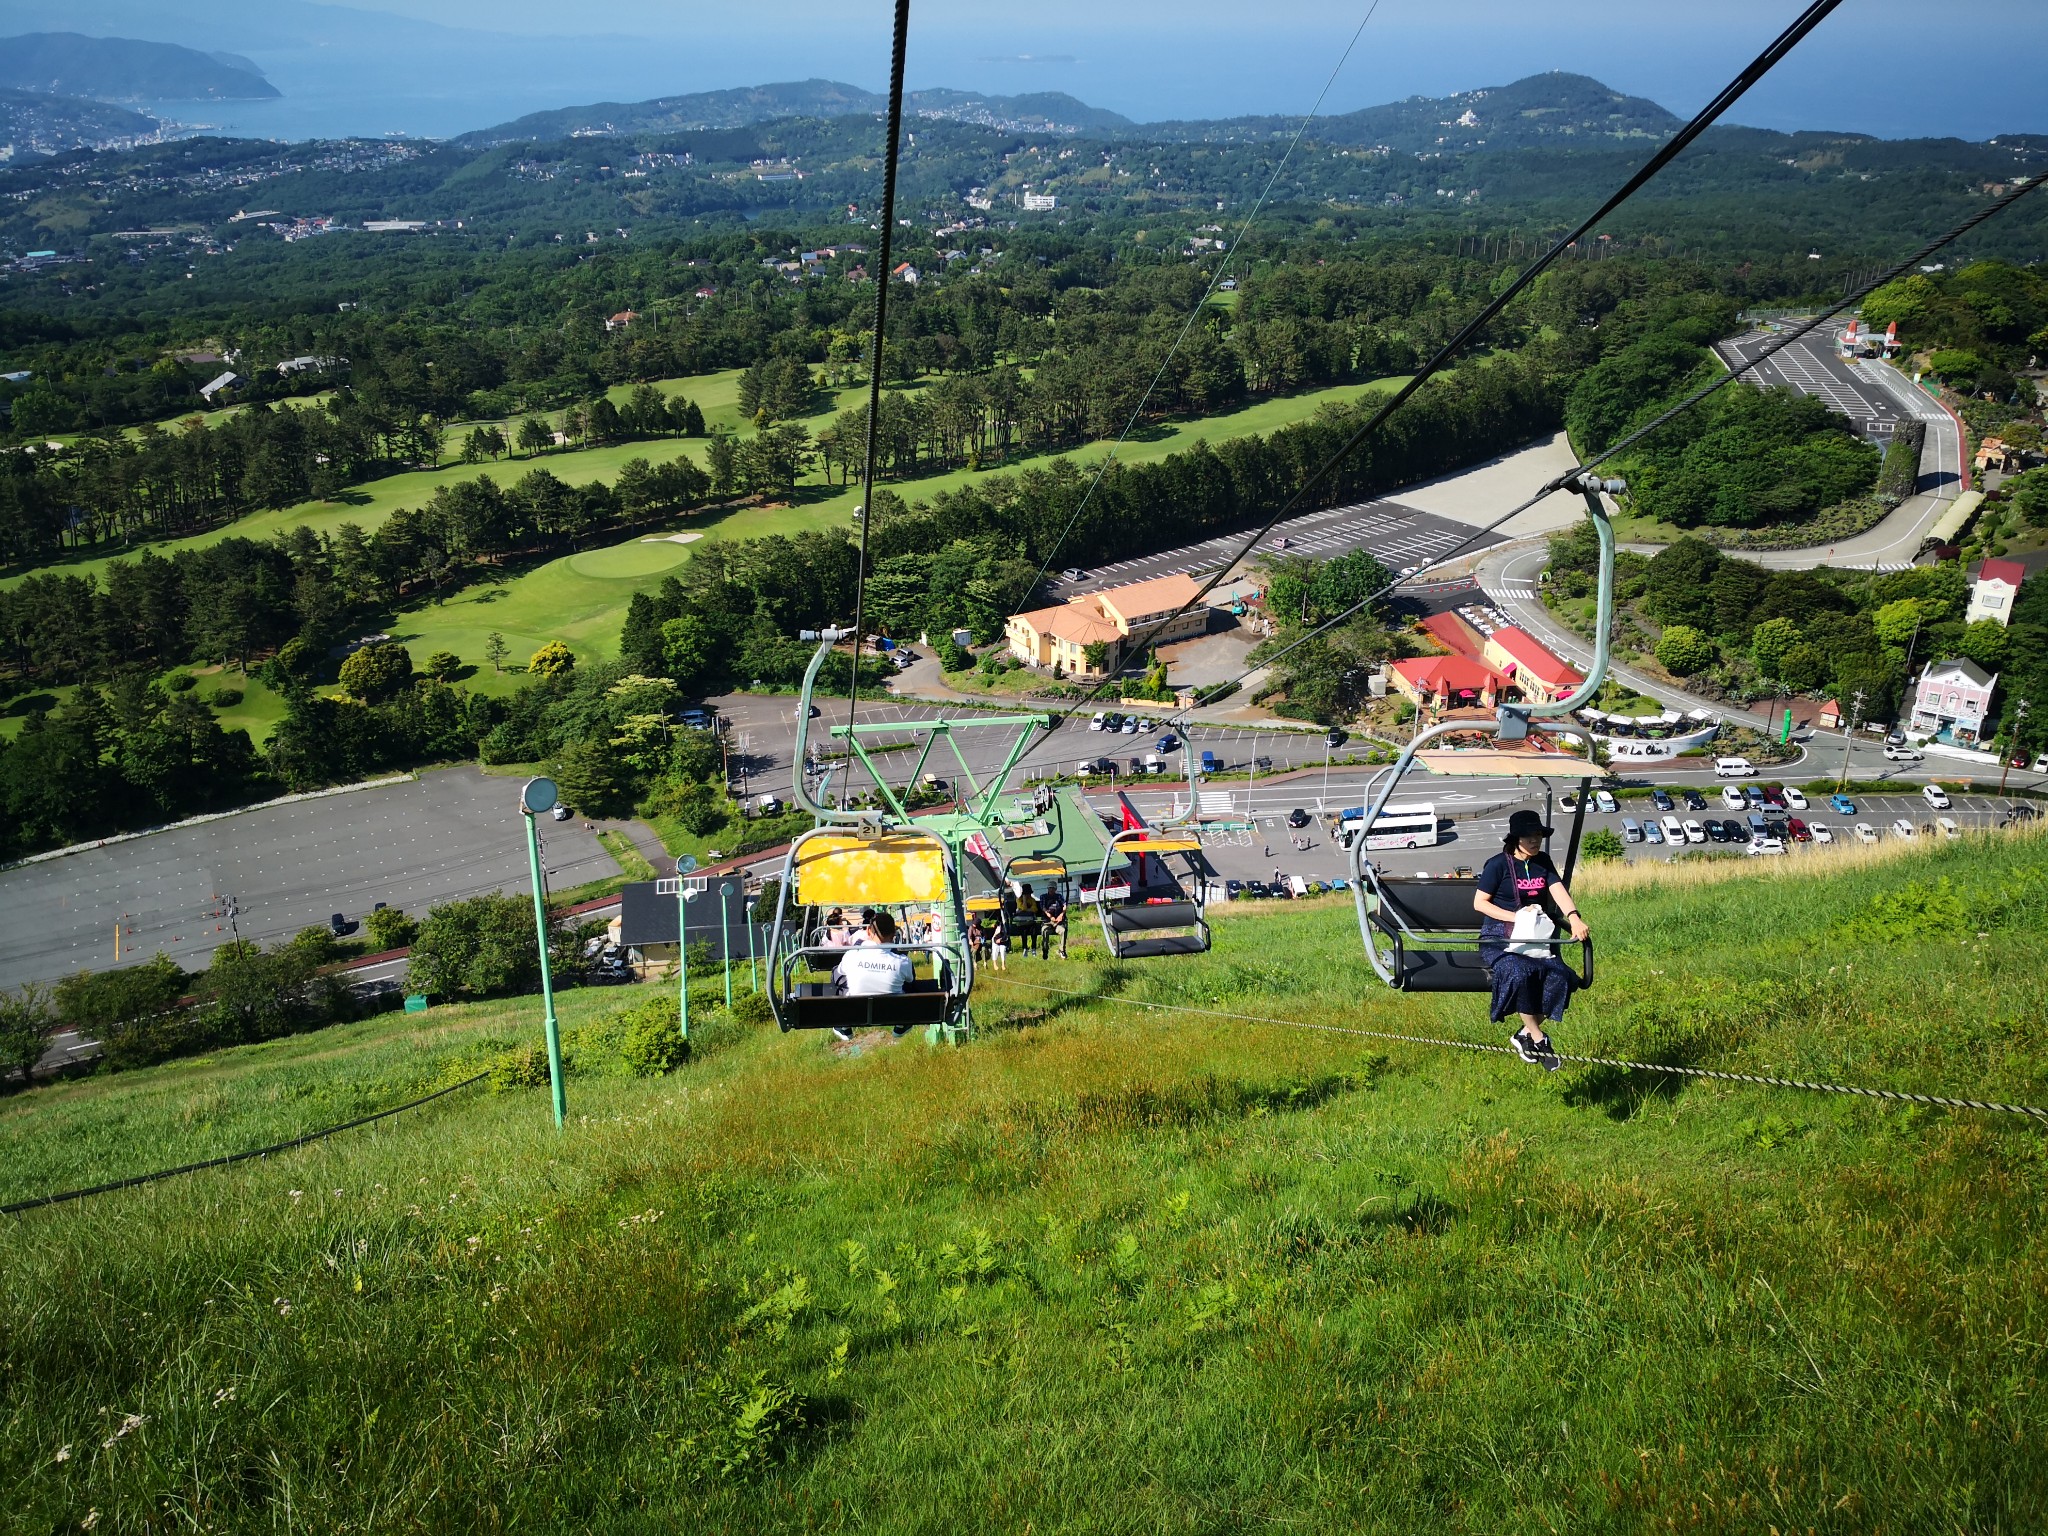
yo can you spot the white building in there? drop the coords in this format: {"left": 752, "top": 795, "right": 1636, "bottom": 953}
{"left": 1021, "top": 192, "right": 1057, "bottom": 211}
{"left": 1909, "top": 658, "right": 1998, "bottom": 746}
{"left": 1966, "top": 557, "right": 2026, "bottom": 627}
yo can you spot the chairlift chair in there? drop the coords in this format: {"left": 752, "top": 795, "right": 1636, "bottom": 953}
{"left": 1001, "top": 852, "right": 1070, "bottom": 957}
{"left": 1096, "top": 828, "right": 1212, "bottom": 960}
{"left": 766, "top": 824, "right": 973, "bottom": 1035}
{"left": 1350, "top": 474, "right": 1623, "bottom": 994}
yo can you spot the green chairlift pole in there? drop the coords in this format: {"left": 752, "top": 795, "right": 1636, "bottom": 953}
{"left": 719, "top": 880, "right": 736, "bottom": 1008}
{"left": 675, "top": 860, "right": 691, "bottom": 1045}
{"left": 519, "top": 777, "right": 567, "bottom": 1129}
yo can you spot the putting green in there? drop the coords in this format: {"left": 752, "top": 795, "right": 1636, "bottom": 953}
{"left": 569, "top": 540, "right": 691, "bottom": 579}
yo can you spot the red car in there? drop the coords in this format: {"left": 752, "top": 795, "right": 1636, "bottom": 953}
{"left": 1761, "top": 783, "right": 1788, "bottom": 809}
{"left": 1786, "top": 816, "right": 1812, "bottom": 842}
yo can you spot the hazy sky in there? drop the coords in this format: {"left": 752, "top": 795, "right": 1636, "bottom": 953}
{"left": 324, "top": 0, "right": 2047, "bottom": 138}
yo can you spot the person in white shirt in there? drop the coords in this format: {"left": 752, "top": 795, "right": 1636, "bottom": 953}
{"left": 833, "top": 910, "right": 914, "bottom": 997}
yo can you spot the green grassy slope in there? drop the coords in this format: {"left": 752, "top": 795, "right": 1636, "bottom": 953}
{"left": 7, "top": 834, "right": 2042, "bottom": 1529}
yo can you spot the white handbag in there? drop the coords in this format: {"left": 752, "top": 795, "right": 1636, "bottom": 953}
{"left": 1506, "top": 903, "right": 1556, "bottom": 957}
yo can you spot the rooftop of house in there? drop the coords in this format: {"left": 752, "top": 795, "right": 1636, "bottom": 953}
{"left": 1011, "top": 603, "right": 1123, "bottom": 646}
{"left": 1092, "top": 572, "right": 1207, "bottom": 623}
{"left": 1975, "top": 556, "right": 2028, "bottom": 589}
{"left": 1488, "top": 627, "right": 1584, "bottom": 688}
{"left": 1391, "top": 654, "right": 1506, "bottom": 692}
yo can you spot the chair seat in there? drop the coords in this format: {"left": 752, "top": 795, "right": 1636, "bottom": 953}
{"left": 1113, "top": 933, "right": 1211, "bottom": 960}
{"left": 1105, "top": 901, "right": 1200, "bottom": 933}
{"left": 784, "top": 978, "right": 951, "bottom": 1031}
{"left": 1393, "top": 946, "right": 1495, "bottom": 993}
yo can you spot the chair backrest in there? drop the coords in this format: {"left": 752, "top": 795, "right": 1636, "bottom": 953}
{"left": 1376, "top": 876, "right": 1482, "bottom": 934}
{"left": 793, "top": 832, "right": 949, "bottom": 907}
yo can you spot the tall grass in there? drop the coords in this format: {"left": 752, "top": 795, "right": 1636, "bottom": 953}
{"left": 2, "top": 832, "right": 2045, "bottom": 1531}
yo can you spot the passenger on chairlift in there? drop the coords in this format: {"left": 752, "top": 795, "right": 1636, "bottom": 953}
{"left": 1037, "top": 886, "right": 1067, "bottom": 956}
{"left": 834, "top": 911, "right": 913, "bottom": 996}
{"left": 1472, "top": 809, "right": 1591, "bottom": 1071}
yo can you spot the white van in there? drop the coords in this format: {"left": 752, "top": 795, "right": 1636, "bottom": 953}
{"left": 752, "top": 792, "right": 783, "bottom": 817}
{"left": 1661, "top": 814, "right": 1686, "bottom": 843}
{"left": 1921, "top": 782, "right": 1951, "bottom": 810}
{"left": 1714, "top": 756, "right": 1757, "bottom": 778}
{"left": 1720, "top": 784, "right": 1747, "bottom": 811}
{"left": 1620, "top": 817, "right": 1643, "bottom": 843}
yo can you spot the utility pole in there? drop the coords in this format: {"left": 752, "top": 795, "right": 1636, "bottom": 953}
{"left": 2001, "top": 697, "right": 2030, "bottom": 794}
{"left": 1838, "top": 690, "right": 1866, "bottom": 792}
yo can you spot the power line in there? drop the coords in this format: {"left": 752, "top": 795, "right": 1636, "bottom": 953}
{"left": 846, "top": 0, "right": 913, "bottom": 737}
{"left": 2, "top": 1071, "right": 491, "bottom": 1217}
{"left": 1006, "top": 0, "right": 1844, "bottom": 757}
{"left": 989, "top": 978, "right": 2048, "bottom": 1122}
{"left": 1021, "top": 0, "right": 1384, "bottom": 602}
{"left": 1189, "top": 174, "right": 2044, "bottom": 704}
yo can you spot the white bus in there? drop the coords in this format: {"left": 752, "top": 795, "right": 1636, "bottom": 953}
{"left": 1338, "top": 801, "right": 1439, "bottom": 851}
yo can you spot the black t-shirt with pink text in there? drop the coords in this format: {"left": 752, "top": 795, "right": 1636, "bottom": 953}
{"left": 1476, "top": 851, "right": 1560, "bottom": 945}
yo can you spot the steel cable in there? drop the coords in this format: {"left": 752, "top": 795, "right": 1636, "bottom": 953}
{"left": 1021, "top": 0, "right": 1384, "bottom": 601}
{"left": 998, "top": 0, "right": 1844, "bottom": 767}
{"left": 989, "top": 977, "right": 2048, "bottom": 1121}
{"left": 847, "top": 0, "right": 913, "bottom": 735}
{"left": 1181, "top": 174, "right": 2045, "bottom": 706}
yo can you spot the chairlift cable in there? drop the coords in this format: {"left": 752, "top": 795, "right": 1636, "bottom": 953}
{"left": 1190, "top": 174, "right": 2045, "bottom": 705}
{"left": 1021, "top": 0, "right": 1385, "bottom": 603}
{"left": 989, "top": 979, "right": 2048, "bottom": 1121}
{"left": 1005, "top": 0, "right": 1843, "bottom": 766}
{"left": 847, "top": 0, "right": 913, "bottom": 738}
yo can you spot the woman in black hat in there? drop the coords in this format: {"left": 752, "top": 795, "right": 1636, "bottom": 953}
{"left": 1472, "top": 807, "right": 1591, "bottom": 1068}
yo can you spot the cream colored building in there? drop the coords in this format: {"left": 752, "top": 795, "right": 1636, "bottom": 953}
{"left": 1005, "top": 573, "right": 1211, "bottom": 679}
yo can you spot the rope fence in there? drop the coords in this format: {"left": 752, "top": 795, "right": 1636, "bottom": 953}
{"left": 989, "top": 978, "right": 2048, "bottom": 1123}
{"left": 1, "top": 1071, "right": 492, "bottom": 1217}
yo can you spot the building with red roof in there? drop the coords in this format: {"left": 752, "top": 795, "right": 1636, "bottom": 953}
{"left": 1967, "top": 557, "right": 2026, "bottom": 627}
{"left": 1482, "top": 627, "right": 1584, "bottom": 705}
{"left": 1389, "top": 655, "right": 1506, "bottom": 712}
{"left": 1418, "top": 611, "right": 1483, "bottom": 658}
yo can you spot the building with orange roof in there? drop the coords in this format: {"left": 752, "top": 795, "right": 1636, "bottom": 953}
{"left": 1004, "top": 572, "right": 1214, "bottom": 679}
{"left": 1483, "top": 627, "right": 1584, "bottom": 705}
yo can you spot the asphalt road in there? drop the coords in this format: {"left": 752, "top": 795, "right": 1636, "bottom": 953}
{"left": 0, "top": 768, "right": 617, "bottom": 992}
{"left": 1051, "top": 497, "right": 1500, "bottom": 597}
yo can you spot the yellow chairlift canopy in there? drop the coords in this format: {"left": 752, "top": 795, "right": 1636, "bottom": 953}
{"left": 793, "top": 833, "right": 950, "bottom": 907}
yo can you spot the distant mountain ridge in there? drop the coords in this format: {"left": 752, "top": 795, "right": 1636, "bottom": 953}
{"left": 0, "top": 86, "right": 163, "bottom": 155}
{"left": 461, "top": 70, "right": 1674, "bottom": 151}
{"left": 457, "top": 78, "right": 1131, "bottom": 146}
{"left": 0, "top": 31, "right": 279, "bottom": 101}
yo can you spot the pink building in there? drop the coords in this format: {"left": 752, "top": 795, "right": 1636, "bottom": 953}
{"left": 1909, "top": 658, "right": 1997, "bottom": 746}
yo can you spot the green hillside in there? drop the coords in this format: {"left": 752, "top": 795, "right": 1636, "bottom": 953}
{"left": 4, "top": 834, "right": 2045, "bottom": 1528}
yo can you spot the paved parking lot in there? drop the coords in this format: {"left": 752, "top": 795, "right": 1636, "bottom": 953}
{"left": 0, "top": 768, "right": 617, "bottom": 992}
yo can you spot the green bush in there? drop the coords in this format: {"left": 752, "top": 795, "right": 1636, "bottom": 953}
{"left": 209, "top": 687, "right": 244, "bottom": 707}
{"left": 166, "top": 673, "right": 197, "bottom": 692}
{"left": 409, "top": 894, "right": 544, "bottom": 1001}
{"left": 363, "top": 907, "right": 419, "bottom": 952}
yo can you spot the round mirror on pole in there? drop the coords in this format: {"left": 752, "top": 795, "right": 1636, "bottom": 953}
{"left": 521, "top": 776, "right": 559, "bottom": 816}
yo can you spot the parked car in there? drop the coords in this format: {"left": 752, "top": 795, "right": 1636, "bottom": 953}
{"left": 1809, "top": 821, "right": 1834, "bottom": 844}
{"left": 1156, "top": 734, "right": 1180, "bottom": 753}
{"left": 1682, "top": 818, "right": 1707, "bottom": 844}
{"left": 1200, "top": 751, "right": 1222, "bottom": 774}
{"left": 1884, "top": 742, "right": 1923, "bottom": 761}
{"left": 2006, "top": 802, "right": 2041, "bottom": 825}
{"left": 1286, "top": 808, "right": 1311, "bottom": 828}
{"left": 1660, "top": 814, "right": 1686, "bottom": 843}
{"left": 1743, "top": 785, "right": 1767, "bottom": 809}
{"left": 1120, "top": 717, "right": 1141, "bottom": 734}
{"left": 1561, "top": 791, "right": 1580, "bottom": 811}
{"left": 1745, "top": 837, "right": 1785, "bottom": 856}
{"left": 1720, "top": 785, "right": 1747, "bottom": 811}
{"left": 1627, "top": 818, "right": 1648, "bottom": 844}
{"left": 1783, "top": 786, "right": 1809, "bottom": 810}
{"left": 1922, "top": 783, "right": 1951, "bottom": 810}
{"left": 1936, "top": 817, "right": 1961, "bottom": 839}
{"left": 1787, "top": 817, "right": 1811, "bottom": 842}
{"left": 1224, "top": 879, "right": 1245, "bottom": 900}
{"left": 1651, "top": 788, "right": 1675, "bottom": 813}
{"left": 1830, "top": 794, "right": 1858, "bottom": 815}
{"left": 1060, "top": 567, "right": 1085, "bottom": 582}
{"left": 1102, "top": 713, "right": 1124, "bottom": 732}
{"left": 1244, "top": 880, "right": 1272, "bottom": 899}
{"left": 1891, "top": 818, "right": 1916, "bottom": 840}
{"left": 1761, "top": 783, "right": 1787, "bottom": 808}
{"left": 1594, "top": 788, "right": 1618, "bottom": 814}
{"left": 551, "top": 804, "right": 572, "bottom": 821}
{"left": 328, "top": 912, "right": 355, "bottom": 937}
{"left": 1089, "top": 712, "right": 1107, "bottom": 731}
{"left": 1854, "top": 822, "right": 1879, "bottom": 844}
{"left": 1704, "top": 819, "right": 1731, "bottom": 843}
{"left": 1681, "top": 788, "right": 1708, "bottom": 811}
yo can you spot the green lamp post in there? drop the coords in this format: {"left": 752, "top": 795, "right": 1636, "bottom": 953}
{"left": 519, "top": 776, "right": 567, "bottom": 1129}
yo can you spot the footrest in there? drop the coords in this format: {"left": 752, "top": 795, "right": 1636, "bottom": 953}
{"left": 783, "top": 979, "right": 952, "bottom": 1032}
